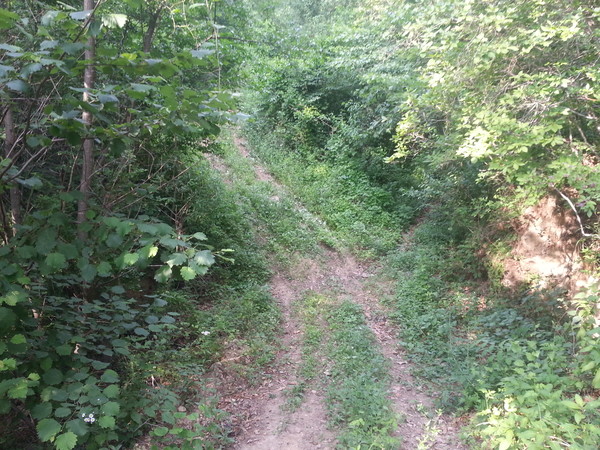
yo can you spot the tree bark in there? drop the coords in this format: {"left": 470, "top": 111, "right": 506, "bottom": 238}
{"left": 77, "top": 0, "right": 96, "bottom": 238}
{"left": 2, "top": 105, "right": 20, "bottom": 238}
{"left": 143, "top": 4, "right": 164, "bottom": 53}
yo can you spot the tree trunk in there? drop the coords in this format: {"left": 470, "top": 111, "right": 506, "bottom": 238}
{"left": 143, "top": 4, "right": 163, "bottom": 53}
{"left": 77, "top": 0, "right": 96, "bottom": 238}
{"left": 2, "top": 105, "right": 20, "bottom": 239}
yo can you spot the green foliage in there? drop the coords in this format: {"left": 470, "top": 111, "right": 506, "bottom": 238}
{"left": 0, "top": 203, "right": 217, "bottom": 448}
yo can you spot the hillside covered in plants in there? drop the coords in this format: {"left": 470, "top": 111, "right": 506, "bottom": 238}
{"left": 1, "top": 0, "right": 599, "bottom": 449}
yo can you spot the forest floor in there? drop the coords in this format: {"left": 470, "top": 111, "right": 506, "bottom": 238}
{"left": 204, "top": 135, "right": 467, "bottom": 449}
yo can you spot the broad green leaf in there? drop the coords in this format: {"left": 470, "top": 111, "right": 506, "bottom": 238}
{"left": 80, "top": 264, "right": 97, "bottom": 282}
{"left": 166, "top": 252, "right": 186, "bottom": 267}
{"left": 70, "top": 10, "right": 92, "bottom": 21}
{"left": 190, "top": 49, "right": 214, "bottom": 59}
{"left": 10, "top": 334, "right": 25, "bottom": 344}
{"left": 100, "top": 370, "right": 119, "bottom": 383}
{"left": 0, "top": 64, "right": 14, "bottom": 77}
{"left": 101, "top": 401, "right": 120, "bottom": 416}
{"left": 122, "top": 253, "right": 139, "bottom": 266}
{"left": 6, "top": 80, "right": 29, "bottom": 92}
{"left": 158, "top": 237, "right": 184, "bottom": 249}
{"left": 8, "top": 378, "right": 28, "bottom": 399}
{"left": 36, "top": 228, "right": 57, "bottom": 254}
{"left": 97, "top": 261, "right": 112, "bottom": 276}
{"left": 110, "top": 285, "right": 125, "bottom": 294}
{"left": 139, "top": 245, "right": 159, "bottom": 259}
{"left": 0, "top": 290, "right": 27, "bottom": 306}
{"left": 37, "top": 418, "right": 61, "bottom": 442}
{"left": 45, "top": 253, "right": 67, "bottom": 270}
{"left": 66, "top": 419, "right": 88, "bottom": 436}
{"left": 55, "top": 432, "right": 77, "bottom": 450}
{"left": 134, "top": 327, "right": 149, "bottom": 336}
{"left": 54, "top": 407, "right": 71, "bottom": 418}
{"left": 105, "top": 233, "right": 123, "bottom": 248}
{"left": 153, "top": 426, "right": 169, "bottom": 437}
{"left": 0, "top": 8, "right": 19, "bottom": 29}
{"left": 31, "top": 402, "right": 53, "bottom": 419}
{"left": 103, "top": 384, "right": 120, "bottom": 398}
{"left": 56, "top": 344, "right": 71, "bottom": 356}
{"left": 191, "top": 232, "right": 207, "bottom": 240}
{"left": 180, "top": 266, "right": 196, "bottom": 281}
{"left": 98, "top": 94, "right": 118, "bottom": 104}
{"left": 194, "top": 250, "right": 215, "bottom": 266}
{"left": 98, "top": 415, "right": 115, "bottom": 429}
{"left": 102, "top": 14, "right": 127, "bottom": 28}
{"left": 154, "top": 266, "right": 172, "bottom": 283}
{"left": 91, "top": 360, "right": 110, "bottom": 370}
{"left": 593, "top": 369, "right": 600, "bottom": 389}
{"left": 15, "top": 176, "right": 42, "bottom": 188}
{"left": 43, "top": 368, "right": 64, "bottom": 385}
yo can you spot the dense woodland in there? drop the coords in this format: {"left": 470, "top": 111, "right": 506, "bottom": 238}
{"left": 1, "top": 0, "right": 599, "bottom": 449}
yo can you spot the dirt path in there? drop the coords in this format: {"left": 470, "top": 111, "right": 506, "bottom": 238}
{"left": 207, "top": 136, "right": 466, "bottom": 449}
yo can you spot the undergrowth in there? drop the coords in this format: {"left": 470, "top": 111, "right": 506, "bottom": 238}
{"left": 382, "top": 208, "right": 600, "bottom": 449}
{"left": 244, "top": 127, "right": 408, "bottom": 257}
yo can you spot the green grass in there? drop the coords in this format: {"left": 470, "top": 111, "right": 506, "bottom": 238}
{"left": 243, "top": 126, "right": 409, "bottom": 257}
{"left": 320, "top": 297, "right": 400, "bottom": 449}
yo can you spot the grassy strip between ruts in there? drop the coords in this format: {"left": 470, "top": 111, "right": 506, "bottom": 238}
{"left": 285, "top": 294, "right": 328, "bottom": 412}
{"left": 301, "top": 294, "right": 400, "bottom": 449}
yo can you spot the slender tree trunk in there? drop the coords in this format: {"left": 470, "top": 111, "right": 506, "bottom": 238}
{"left": 77, "top": 0, "right": 96, "bottom": 238}
{"left": 3, "top": 105, "right": 20, "bottom": 238}
{"left": 143, "top": 5, "right": 163, "bottom": 53}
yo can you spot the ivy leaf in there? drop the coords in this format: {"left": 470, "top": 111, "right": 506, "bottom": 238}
{"left": 37, "top": 418, "right": 61, "bottom": 442}
{"left": 55, "top": 432, "right": 77, "bottom": 450}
